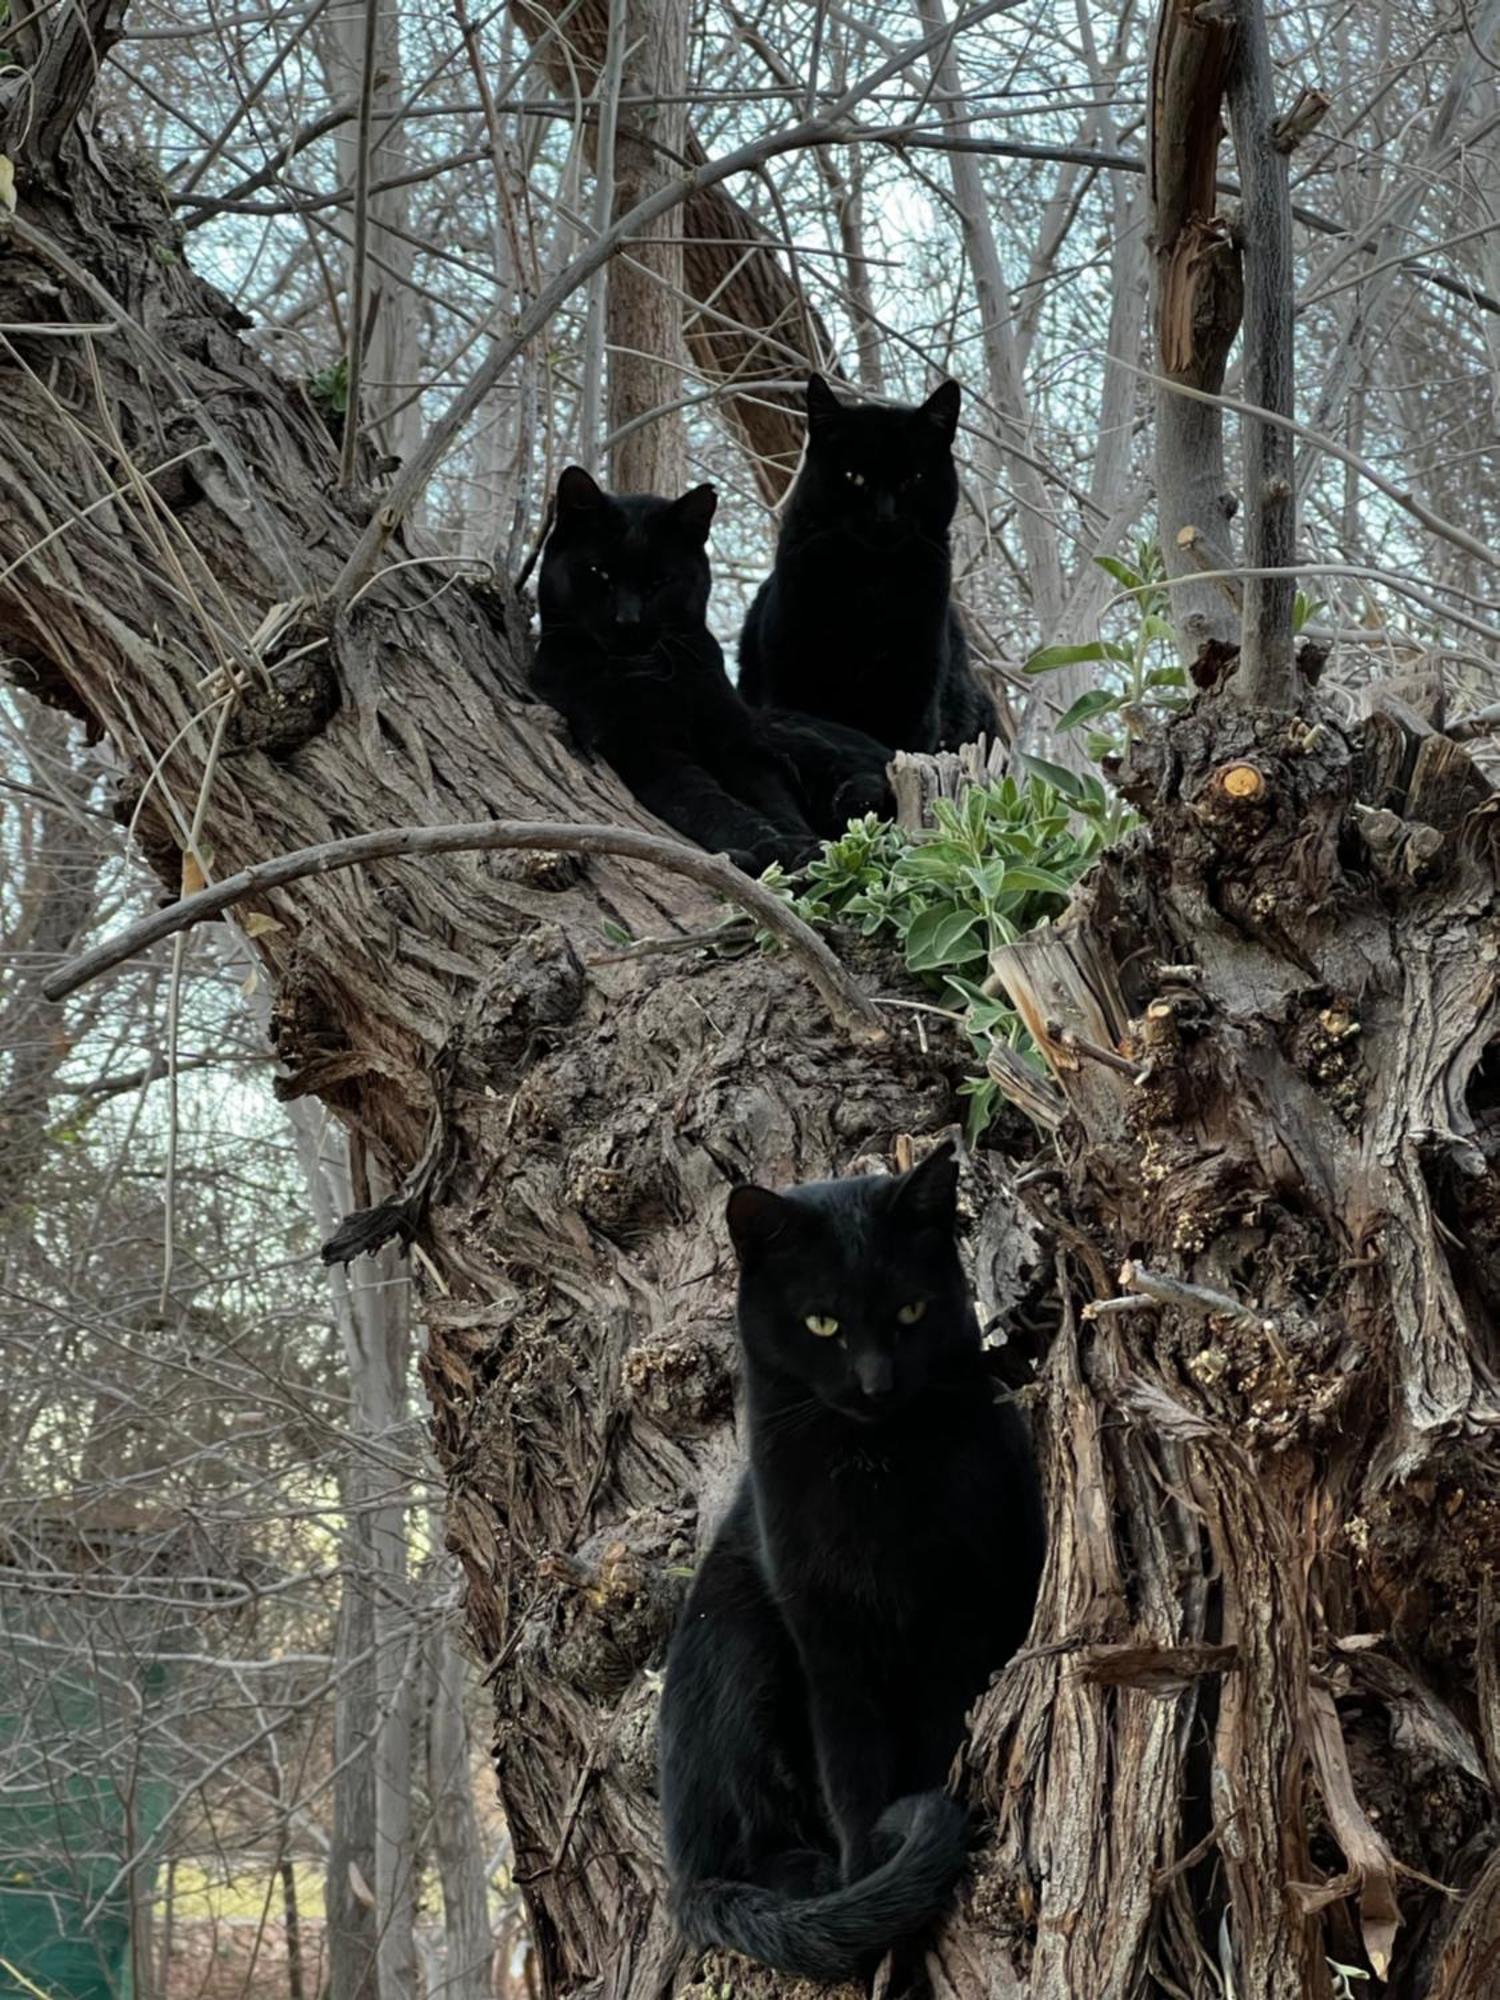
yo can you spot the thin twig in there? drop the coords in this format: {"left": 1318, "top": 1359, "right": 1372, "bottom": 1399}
{"left": 1116, "top": 1261, "right": 1290, "bottom": 1370}
{"left": 42, "top": 821, "right": 885, "bottom": 1042}
{"left": 338, "top": 0, "right": 384, "bottom": 489}
{"left": 1109, "top": 356, "right": 1500, "bottom": 573}
{"left": 324, "top": 0, "right": 1026, "bottom": 612}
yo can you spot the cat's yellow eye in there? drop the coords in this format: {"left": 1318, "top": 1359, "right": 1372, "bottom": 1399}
{"left": 897, "top": 1301, "right": 927, "bottom": 1326}
{"left": 804, "top": 1313, "right": 840, "bottom": 1338}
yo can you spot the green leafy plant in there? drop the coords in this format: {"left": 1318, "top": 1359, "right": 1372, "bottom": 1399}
{"left": 308, "top": 354, "right": 350, "bottom": 418}
{"left": 1025, "top": 541, "right": 1186, "bottom": 761}
{"left": 776, "top": 772, "right": 1122, "bottom": 1137}
{"left": 1026, "top": 542, "right": 1326, "bottom": 765}
{"left": 601, "top": 774, "right": 1125, "bottom": 1140}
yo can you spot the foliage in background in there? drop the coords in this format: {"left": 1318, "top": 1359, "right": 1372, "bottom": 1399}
{"left": 1026, "top": 545, "right": 1325, "bottom": 761}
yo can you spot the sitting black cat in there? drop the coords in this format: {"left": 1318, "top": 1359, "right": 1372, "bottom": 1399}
{"left": 738, "top": 376, "right": 997, "bottom": 753}
{"left": 531, "top": 467, "right": 891, "bottom": 873}
{"left": 658, "top": 1141, "right": 1045, "bottom": 1980}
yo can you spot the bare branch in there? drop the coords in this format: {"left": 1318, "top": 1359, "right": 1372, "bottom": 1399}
{"left": 1226, "top": 0, "right": 1298, "bottom": 705}
{"left": 43, "top": 820, "right": 886, "bottom": 1040}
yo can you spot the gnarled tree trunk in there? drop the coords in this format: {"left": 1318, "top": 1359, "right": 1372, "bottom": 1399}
{"left": 3, "top": 13, "right": 1498, "bottom": 2000}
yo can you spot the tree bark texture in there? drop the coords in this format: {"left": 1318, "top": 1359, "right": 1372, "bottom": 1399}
{"left": 603, "top": 0, "right": 690, "bottom": 495}
{"left": 1148, "top": 0, "right": 1243, "bottom": 664}
{"left": 510, "top": 0, "right": 836, "bottom": 499}
{"left": 5, "top": 48, "right": 1500, "bottom": 2000}
{"left": 320, "top": 0, "right": 425, "bottom": 474}
{"left": 1224, "top": 0, "right": 1296, "bottom": 706}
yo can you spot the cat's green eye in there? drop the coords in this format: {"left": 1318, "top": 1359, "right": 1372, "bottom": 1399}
{"left": 804, "top": 1313, "right": 840, "bottom": 1338}
{"left": 897, "top": 1300, "right": 927, "bottom": 1326}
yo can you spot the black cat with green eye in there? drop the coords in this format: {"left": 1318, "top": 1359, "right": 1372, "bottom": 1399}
{"left": 657, "top": 1140, "right": 1045, "bottom": 1979}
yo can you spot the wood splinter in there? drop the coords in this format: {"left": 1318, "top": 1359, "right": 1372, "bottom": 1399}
{"left": 1044, "top": 1019, "right": 1147, "bottom": 1082}
{"left": 1119, "top": 1261, "right": 1291, "bottom": 1371}
{"left": 1273, "top": 87, "right": 1332, "bottom": 153}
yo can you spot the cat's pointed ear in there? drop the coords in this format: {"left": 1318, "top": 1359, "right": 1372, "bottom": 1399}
{"left": 806, "top": 375, "right": 842, "bottom": 428}
{"left": 672, "top": 482, "right": 717, "bottom": 544}
{"left": 556, "top": 465, "right": 606, "bottom": 516}
{"left": 890, "top": 1139, "right": 959, "bottom": 1227}
{"left": 919, "top": 379, "right": 961, "bottom": 443}
{"left": 727, "top": 1184, "right": 793, "bottom": 1260}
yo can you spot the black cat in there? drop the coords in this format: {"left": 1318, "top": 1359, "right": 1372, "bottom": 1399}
{"left": 739, "top": 377, "right": 997, "bottom": 753}
{"left": 531, "top": 467, "right": 892, "bottom": 873}
{"left": 658, "top": 1142, "right": 1045, "bottom": 1980}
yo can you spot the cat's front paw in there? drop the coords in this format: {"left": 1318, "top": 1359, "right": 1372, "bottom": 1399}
{"left": 729, "top": 836, "right": 820, "bottom": 877}
{"left": 830, "top": 774, "right": 894, "bottom": 824}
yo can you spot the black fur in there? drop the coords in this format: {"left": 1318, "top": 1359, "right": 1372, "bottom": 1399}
{"left": 739, "top": 377, "right": 997, "bottom": 754}
{"left": 531, "top": 468, "right": 892, "bottom": 872}
{"left": 658, "top": 1143, "right": 1045, "bottom": 1979}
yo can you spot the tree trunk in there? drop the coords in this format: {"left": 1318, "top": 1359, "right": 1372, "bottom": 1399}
{"left": 5, "top": 30, "right": 1500, "bottom": 2000}
{"left": 320, "top": 0, "right": 424, "bottom": 473}
{"left": 292, "top": 1105, "right": 419, "bottom": 2000}
{"left": 603, "top": 0, "right": 689, "bottom": 494}
{"left": 1148, "top": 0, "right": 1243, "bottom": 663}
{"left": 425, "top": 1612, "right": 497, "bottom": 2000}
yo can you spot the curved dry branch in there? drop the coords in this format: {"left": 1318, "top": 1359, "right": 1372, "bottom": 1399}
{"left": 42, "top": 820, "right": 884, "bottom": 1039}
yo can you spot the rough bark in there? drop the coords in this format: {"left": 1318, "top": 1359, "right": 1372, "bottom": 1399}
{"left": 509, "top": 0, "right": 837, "bottom": 498}
{"left": 973, "top": 697, "right": 1500, "bottom": 1999}
{"left": 6, "top": 31, "right": 1500, "bottom": 2000}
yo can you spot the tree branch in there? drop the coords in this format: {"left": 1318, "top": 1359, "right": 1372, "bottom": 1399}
{"left": 42, "top": 820, "right": 886, "bottom": 1041}
{"left": 325, "top": 0, "right": 1024, "bottom": 610}
{"left": 1226, "top": 0, "right": 1297, "bottom": 706}
{"left": 1147, "top": 0, "right": 1242, "bottom": 661}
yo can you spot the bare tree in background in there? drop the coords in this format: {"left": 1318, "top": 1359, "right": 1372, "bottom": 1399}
{"left": 604, "top": 0, "right": 690, "bottom": 493}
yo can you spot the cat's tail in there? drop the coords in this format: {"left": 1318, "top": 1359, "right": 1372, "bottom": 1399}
{"left": 672, "top": 1790, "right": 967, "bottom": 1981}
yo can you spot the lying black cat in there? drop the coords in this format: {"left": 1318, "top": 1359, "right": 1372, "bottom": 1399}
{"left": 658, "top": 1142, "right": 1045, "bottom": 1980}
{"left": 532, "top": 467, "right": 892, "bottom": 874}
{"left": 739, "top": 376, "right": 996, "bottom": 753}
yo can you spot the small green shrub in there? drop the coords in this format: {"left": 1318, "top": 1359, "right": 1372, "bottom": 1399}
{"left": 601, "top": 774, "right": 1125, "bottom": 1140}
{"left": 771, "top": 769, "right": 1123, "bottom": 1137}
{"left": 1026, "top": 542, "right": 1323, "bottom": 762}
